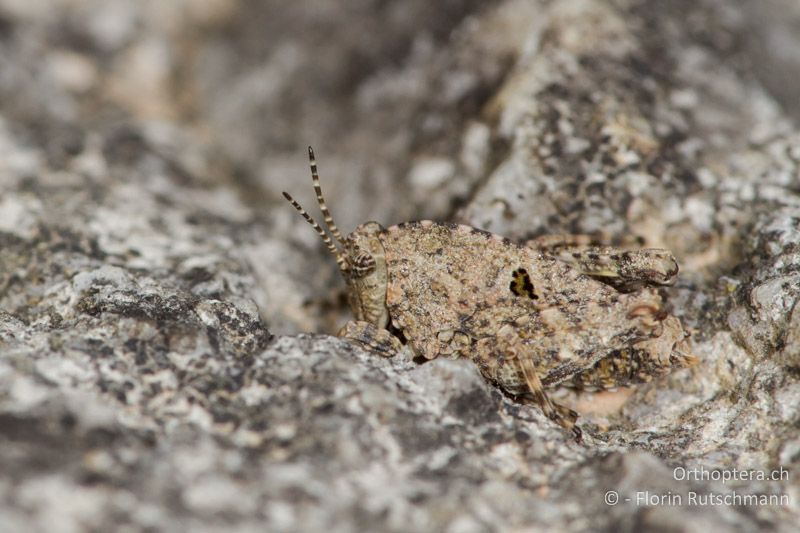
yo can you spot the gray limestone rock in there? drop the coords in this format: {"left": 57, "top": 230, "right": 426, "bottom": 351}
{"left": 0, "top": 0, "right": 798, "bottom": 531}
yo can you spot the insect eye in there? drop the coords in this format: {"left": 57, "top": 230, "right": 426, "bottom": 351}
{"left": 352, "top": 251, "right": 376, "bottom": 277}
{"left": 509, "top": 268, "right": 538, "bottom": 299}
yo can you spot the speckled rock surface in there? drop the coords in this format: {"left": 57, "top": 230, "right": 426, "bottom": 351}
{"left": 0, "top": 0, "right": 798, "bottom": 531}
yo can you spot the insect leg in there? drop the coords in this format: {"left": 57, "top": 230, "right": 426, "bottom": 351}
{"left": 339, "top": 320, "right": 404, "bottom": 358}
{"left": 566, "top": 315, "right": 698, "bottom": 391}
{"left": 518, "top": 348, "right": 582, "bottom": 440}
{"left": 528, "top": 236, "right": 678, "bottom": 291}
{"left": 481, "top": 325, "right": 583, "bottom": 441}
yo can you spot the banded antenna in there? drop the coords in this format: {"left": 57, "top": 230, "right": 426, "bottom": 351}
{"left": 282, "top": 147, "right": 349, "bottom": 274}
{"left": 308, "top": 146, "right": 346, "bottom": 245}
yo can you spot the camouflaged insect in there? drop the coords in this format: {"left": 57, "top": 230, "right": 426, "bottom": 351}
{"left": 284, "top": 147, "right": 697, "bottom": 440}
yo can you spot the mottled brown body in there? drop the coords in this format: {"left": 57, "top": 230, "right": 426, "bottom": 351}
{"left": 285, "top": 147, "right": 696, "bottom": 440}
{"left": 381, "top": 222, "right": 662, "bottom": 385}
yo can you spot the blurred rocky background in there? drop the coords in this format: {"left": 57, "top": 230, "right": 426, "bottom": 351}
{"left": 0, "top": 0, "right": 798, "bottom": 531}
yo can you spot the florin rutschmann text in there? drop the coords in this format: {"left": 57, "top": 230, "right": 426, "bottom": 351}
{"left": 633, "top": 490, "right": 789, "bottom": 507}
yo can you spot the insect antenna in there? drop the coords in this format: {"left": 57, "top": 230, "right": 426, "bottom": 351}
{"left": 307, "top": 146, "right": 346, "bottom": 245}
{"left": 282, "top": 191, "right": 349, "bottom": 275}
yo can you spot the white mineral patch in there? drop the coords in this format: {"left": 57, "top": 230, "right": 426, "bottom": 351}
{"left": 0, "top": 196, "right": 42, "bottom": 238}
{"left": 408, "top": 157, "right": 455, "bottom": 191}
